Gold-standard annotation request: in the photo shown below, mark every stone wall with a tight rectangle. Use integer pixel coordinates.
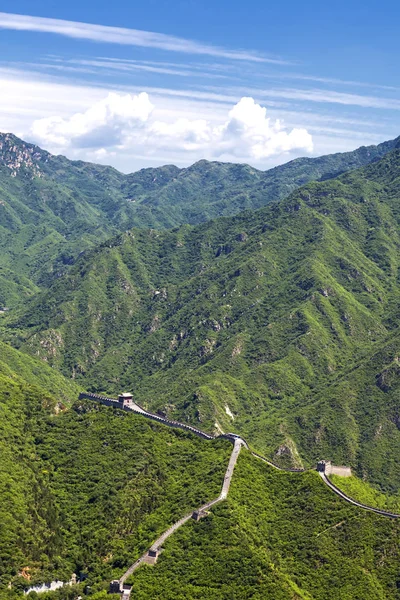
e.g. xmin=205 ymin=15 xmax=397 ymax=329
xmin=329 ymin=465 xmax=352 ymax=477
xmin=317 ymin=460 xmax=351 ymax=477
xmin=79 ymin=392 xmax=215 ymax=440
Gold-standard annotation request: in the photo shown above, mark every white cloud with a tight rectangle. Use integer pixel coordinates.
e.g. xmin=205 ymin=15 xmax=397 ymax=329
xmin=29 ymin=92 xmax=313 ymax=163
xmin=150 ymin=96 xmax=313 ymax=158
xmin=0 ymin=12 xmax=288 ymax=64
xmin=2 ymin=66 xmax=394 ymax=172
xmin=150 ymin=118 xmax=211 ymax=149
xmin=215 ymin=97 xmax=313 ymax=159
xmin=31 ymin=92 xmax=154 ymax=148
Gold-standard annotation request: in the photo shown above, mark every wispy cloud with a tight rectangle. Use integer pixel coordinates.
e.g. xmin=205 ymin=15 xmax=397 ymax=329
xmin=0 ymin=63 xmax=396 ymax=172
xmin=43 ymin=57 xmax=233 ymax=79
xmin=258 ymin=88 xmax=400 ymax=110
xmin=201 ymin=85 xmax=400 ymax=111
xmin=251 ymin=71 xmax=400 ymax=92
xmin=281 ymin=73 xmax=400 ymax=92
xmin=0 ymin=12 xmax=289 ymax=64
xmin=94 ymin=57 xmax=238 ymax=73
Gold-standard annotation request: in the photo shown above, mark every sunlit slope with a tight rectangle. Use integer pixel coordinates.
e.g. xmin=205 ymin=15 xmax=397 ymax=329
xmin=128 ymin=452 xmax=400 ymax=600
xmin=1 ymin=132 xmax=398 ymax=306
xmin=0 ymin=394 xmax=230 ymax=595
xmin=6 ymin=149 xmax=400 ymax=487
xmin=0 ymin=340 xmax=80 ymax=402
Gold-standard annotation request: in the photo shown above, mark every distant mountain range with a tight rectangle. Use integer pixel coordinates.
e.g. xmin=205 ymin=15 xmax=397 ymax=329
xmin=3 ymin=131 xmax=400 ymax=598
xmin=1 ymin=132 xmax=399 ymax=307
xmin=6 ymin=144 xmax=400 ymax=491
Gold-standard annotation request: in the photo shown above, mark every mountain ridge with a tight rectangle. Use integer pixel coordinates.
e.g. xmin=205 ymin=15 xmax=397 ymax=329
xmin=5 ymin=147 xmax=400 ymax=490
xmin=3 ymin=136 xmax=400 ymax=599
xmin=1 ymin=131 xmax=399 ymax=307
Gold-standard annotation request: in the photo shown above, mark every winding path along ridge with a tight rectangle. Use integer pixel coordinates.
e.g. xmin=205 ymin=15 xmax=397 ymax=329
xmin=319 ymin=473 xmax=400 ymax=519
xmin=119 ymin=438 xmax=243 ymax=586
xmin=79 ymin=390 xmax=400 ymax=586
xmin=80 ymin=392 xmax=400 ymax=519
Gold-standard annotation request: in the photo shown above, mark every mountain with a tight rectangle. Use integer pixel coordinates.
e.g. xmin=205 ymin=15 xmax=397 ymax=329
xmin=1 ymin=131 xmax=399 ymax=307
xmin=1 ymin=341 xmax=399 ymax=598
xmin=0 ymin=315 xmax=230 ymax=597
xmin=3 ymin=392 xmax=400 ymax=599
xmin=120 ymin=135 xmax=400 ymax=227
xmin=0 ymin=389 xmax=230 ymax=597
xmin=128 ymin=452 xmax=400 ymax=600
xmin=6 ymin=147 xmax=400 ymax=491
xmin=0 ymin=133 xmax=126 ymax=307
xmin=3 ymin=139 xmax=400 ymax=599
xmin=0 ymin=340 xmax=80 ymax=402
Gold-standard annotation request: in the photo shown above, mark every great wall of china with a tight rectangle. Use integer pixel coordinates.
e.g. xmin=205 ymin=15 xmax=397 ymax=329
xmin=77 ymin=391 xmax=400 ymax=598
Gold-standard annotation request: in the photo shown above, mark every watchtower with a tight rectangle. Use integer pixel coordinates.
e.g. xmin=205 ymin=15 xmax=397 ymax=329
xmin=192 ymin=509 xmax=208 ymax=521
xmin=118 ymin=392 xmax=134 ymax=408
xmin=317 ymin=460 xmax=351 ymax=476
xmin=110 ymin=580 xmax=121 ymax=594
xmin=144 ymin=548 xmax=161 ymax=565
xmin=317 ymin=460 xmax=332 ymax=474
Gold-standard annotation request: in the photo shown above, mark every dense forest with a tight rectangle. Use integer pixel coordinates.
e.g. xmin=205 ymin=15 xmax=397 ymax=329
xmin=119 ymin=454 xmax=400 ymax=599
xmin=4 ymin=147 xmax=400 ymax=489
xmin=2 ymin=134 xmax=400 ymax=598
xmin=1 ymin=132 xmax=398 ymax=307
xmin=0 ymin=373 xmax=230 ymax=597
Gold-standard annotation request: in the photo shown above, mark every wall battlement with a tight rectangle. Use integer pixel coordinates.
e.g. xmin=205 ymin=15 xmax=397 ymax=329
xmin=78 ymin=392 xmax=215 ymax=440
xmin=317 ymin=460 xmax=352 ymax=477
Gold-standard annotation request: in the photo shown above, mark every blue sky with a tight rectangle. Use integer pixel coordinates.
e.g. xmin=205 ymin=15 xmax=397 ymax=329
xmin=0 ymin=0 xmax=399 ymax=172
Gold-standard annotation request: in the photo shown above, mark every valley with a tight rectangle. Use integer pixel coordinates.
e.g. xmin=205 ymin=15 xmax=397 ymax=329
xmin=2 ymin=134 xmax=400 ymax=599
xmin=4 ymin=145 xmax=400 ymax=488
xmin=1 ymin=132 xmax=398 ymax=307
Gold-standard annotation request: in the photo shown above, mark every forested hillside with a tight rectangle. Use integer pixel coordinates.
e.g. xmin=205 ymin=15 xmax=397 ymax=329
xmin=6 ymin=148 xmax=400 ymax=490
xmin=128 ymin=452 xmax=400 ymax=600
xmin=4 ymin=393 xmax=400 ymax=599
xmin=2 ymin=0 xmax=400 ymax=594
xmin=0 ymin=340 xmax=229 ymax=596
xmin=0 ymin=340 xmax=80 ymax=402
xmin=1 ymin=390 xmax=230 ymax=597
xmin=1 ymin=132 xmax=398 ymax=307
xmin=2 ymin=134 xmax=400 ymax=599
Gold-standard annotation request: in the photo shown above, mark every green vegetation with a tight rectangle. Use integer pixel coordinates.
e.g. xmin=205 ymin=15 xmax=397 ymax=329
xmin=2 ymin=132 xmax=400 ymax=597
xmin=0 ymin=134 xmax=126 ymax=307
xmin=128 ymin=452 xmax=400 ymax=599
xmin=7 ymin=148 xmax=400 ymax=490
xmin=1 ymin=132 xmax=398 ymax=306
xmin=0 ymin=341 xmax=80 ymax=403
xmin=0 ymin=388 xmax=230 ymax=597
xmin=330 ymin=474 xmax=400 ymax=513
